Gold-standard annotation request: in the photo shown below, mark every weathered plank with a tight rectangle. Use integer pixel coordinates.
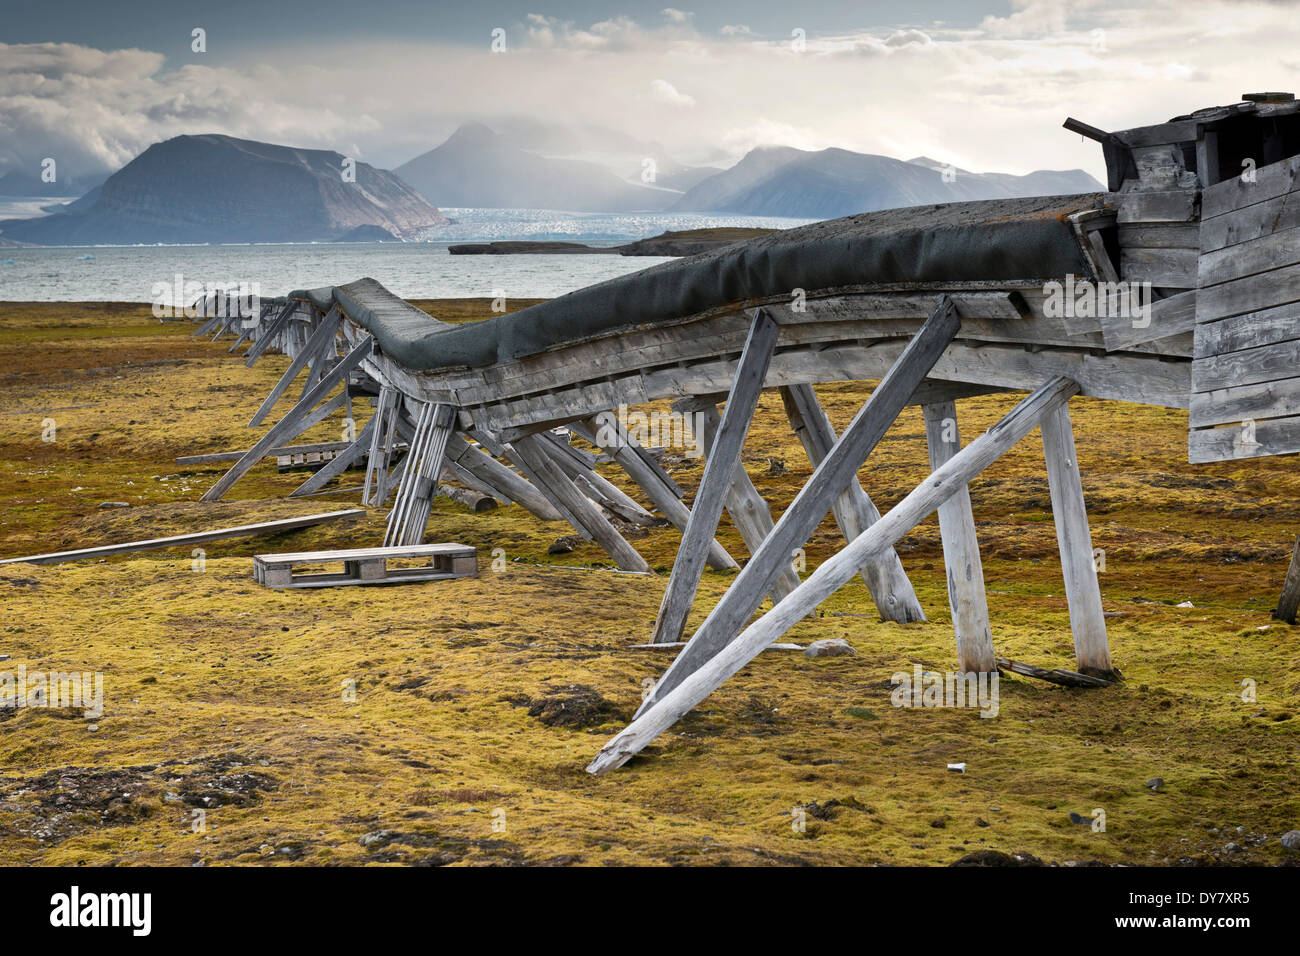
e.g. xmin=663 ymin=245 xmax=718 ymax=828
xmin=1194 ymin=301 xmax=1300 ymax=358
xmin=1201 ymin=151 xmax=1300 ymax=220
xmin=1198 ymin=226 xmax=1300 ymax=287
xmin=1116 ymin=189 xmax=1199 ymax=224
xmin=1189 ymin=373 xmax=1300 ymax=426
xmin=0 ymin=510 xmax=365 ymax=566
xmin=1120 ymin=247 xmax=1198 ymax=287
xmin=650 ymin=309 xmax=780 ymax=644
xmin=1199 ymin=188 xmax=1300 ymax=253
xmin=1194 ymin=260 xmax=1300 ymax=324
xmin=1189 ymin=414 xmax=1300 ymax=462
xmin=923 ymin=401 xmax=996 ymax=672
xmin=1040 ymin=402 xmax=1114 ymax=676
xmin=1193 ymin=338 xmax=1300 ymax=393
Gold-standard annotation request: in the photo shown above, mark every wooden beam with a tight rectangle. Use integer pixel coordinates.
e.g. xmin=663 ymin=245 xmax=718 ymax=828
xmin=650 ymin=309 xmax=780 ymax=644
xmin=0 ymin=510 xmax=365 ymax=566
xmin=923 ymin=401 xmax=996 ymax=673
xmin=363 ymin=386 xmax=397 ymax=506
xmin=200 ymin=337 xmax=373 ymax=501
xmin=996 ymin=657 xmax=1114 ymax=688
xmin=1041 ymin=401 xmax=1114 ymax=677
xmin=780 ymin=383 xmax=925 ymax=624
xmin=589 ymin=376 xmax=1080 ymax=774
xmin=637 ymin=296 xmax=961 ymax=713
xmin=510 ymin=434 xmax=652 ymax=573
xmin=695 ymin=403 xmax=802 ymax=602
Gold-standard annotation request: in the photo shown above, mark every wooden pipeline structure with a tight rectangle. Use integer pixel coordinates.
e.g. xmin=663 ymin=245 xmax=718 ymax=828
xmin=193 ymin=96 xmax=1300 ymax=773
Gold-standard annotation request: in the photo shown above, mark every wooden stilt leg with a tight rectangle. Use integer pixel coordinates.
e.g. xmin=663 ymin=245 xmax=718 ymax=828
xmin=591 ymin=376 xmax=1081 ymax=774
xmin=1041 ymin=402 xmax=1114 ymax=677
xmin=780 ymin=384 xmax=925 ymax=624
xmin=650 ymin=309 xmax=780 ymax=644
xmin=637 ymin=297 xmax=960 ymax=713
xmin=923 ymin=401 xmax=996 ymax=673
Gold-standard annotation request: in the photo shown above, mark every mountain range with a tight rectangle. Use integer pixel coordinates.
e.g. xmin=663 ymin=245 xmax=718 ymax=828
xmin=0 ymin=124 xmax=1102 ymax=245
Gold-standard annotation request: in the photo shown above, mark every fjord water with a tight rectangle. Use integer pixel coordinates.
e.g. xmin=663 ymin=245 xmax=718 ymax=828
xmin=0 ymin=209 xmax=813 ymax=305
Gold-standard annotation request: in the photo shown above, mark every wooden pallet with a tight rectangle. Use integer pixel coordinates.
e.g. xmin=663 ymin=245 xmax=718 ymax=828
xmin=253 ymin=543 xmax=477 ymax=588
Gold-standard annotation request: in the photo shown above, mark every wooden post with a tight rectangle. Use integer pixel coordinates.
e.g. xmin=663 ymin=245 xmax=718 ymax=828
xmin=637 ymin=297 xmax=960 ymax=714
xmin=1041 ymin=402 xmax=1114 ymax=677
xmin=923 ymin=401 xmax=997 ymax=673
xmin=1273 ymin=536 xmax=1300 ymax=624
xmin=590 ymin=376 xmax=1081 ymax=774
xmin=695 ymin=404 xmax=802 ymax=602
xmin=650 ymin=309 xmax=780 ymax=644
xmin=780 ymin=383 xmax=925 ymax=624
xmin=362 ymin=386 xmax=396 ymax=505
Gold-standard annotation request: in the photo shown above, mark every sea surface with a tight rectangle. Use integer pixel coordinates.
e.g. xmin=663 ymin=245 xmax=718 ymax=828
xmin=0 ymin=207 xmax=814 ymax=305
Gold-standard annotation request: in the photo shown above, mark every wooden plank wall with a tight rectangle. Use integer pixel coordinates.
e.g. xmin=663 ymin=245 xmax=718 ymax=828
xmin=1190 ymin=152 xmax=1300 ymax=462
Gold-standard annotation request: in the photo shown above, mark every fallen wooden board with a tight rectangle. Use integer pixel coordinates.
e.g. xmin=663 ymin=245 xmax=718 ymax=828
xmin=176 ymin=441 xmax=353 ymax=466
xmin=0 ymin=510 xmax=366 ymax=566
xmin=995 ymin=657 xmax=1115 ymax=688
xmin=629 ymin=642 xmax=805 ymax=651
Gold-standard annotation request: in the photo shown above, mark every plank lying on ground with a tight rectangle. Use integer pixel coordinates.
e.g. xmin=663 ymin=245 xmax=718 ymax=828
xmin=177 ymin=441 xmax=353 ymax=466
xmin=995 ymin=657 xmax=1115 ymax=688
xmin=0 ymin=510 xmax=366 ymax=566
xmin=629 ymin=642 xmax=805 ymax=652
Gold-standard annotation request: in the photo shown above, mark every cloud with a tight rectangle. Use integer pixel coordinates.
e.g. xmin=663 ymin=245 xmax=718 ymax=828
xmin=650 ymin=79 xmax=695 ymax=107
xmin=3 ymin=1 xmax=1298 ymax=186
xmin=662 ymin=8 xmax=693 ymax=24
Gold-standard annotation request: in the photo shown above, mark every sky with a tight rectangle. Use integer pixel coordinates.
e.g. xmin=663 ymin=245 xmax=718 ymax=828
xmin=1 ymin=0 xmax=1297 ymax=183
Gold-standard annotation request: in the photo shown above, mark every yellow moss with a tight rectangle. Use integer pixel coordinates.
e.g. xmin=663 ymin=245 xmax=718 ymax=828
xmin=0 ymin=301 xmax=1296 ymax=866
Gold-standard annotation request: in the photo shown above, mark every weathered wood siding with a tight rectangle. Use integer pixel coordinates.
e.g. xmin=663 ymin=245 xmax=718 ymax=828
xmin=1190 ymin=153 xmax=1300 ymax=462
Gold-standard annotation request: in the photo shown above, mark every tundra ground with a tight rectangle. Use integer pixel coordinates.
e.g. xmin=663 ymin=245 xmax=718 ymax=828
xmin=0 ymin=299 xmax=1296 ymax=866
